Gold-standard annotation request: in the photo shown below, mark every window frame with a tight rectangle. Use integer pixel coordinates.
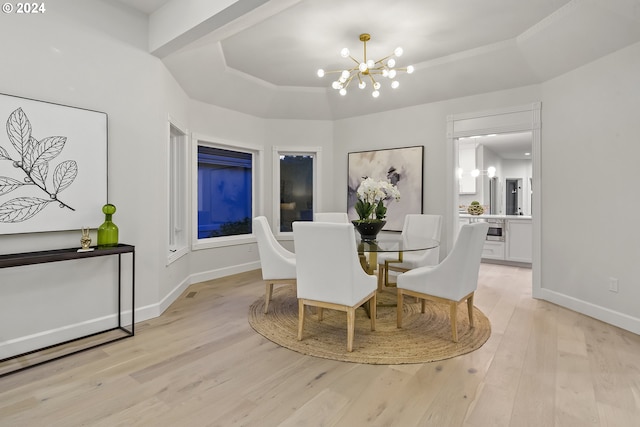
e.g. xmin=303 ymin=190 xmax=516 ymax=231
xmin=192 ymin=133 xmax=263 ymax=250
xmin=272 ymin=146 xmax=322 ymax=239
xmin=167 ymin=117 xmax=189 ymax=265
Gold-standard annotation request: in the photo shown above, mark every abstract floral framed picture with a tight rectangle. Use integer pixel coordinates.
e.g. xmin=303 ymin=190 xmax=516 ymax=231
xmin=0 ymin=93 xmax=107 ymax=234
xmin=347 ymin=146 xmax=424 ymax=232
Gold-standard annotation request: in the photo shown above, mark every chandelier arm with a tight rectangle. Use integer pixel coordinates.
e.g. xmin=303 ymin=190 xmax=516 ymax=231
xmin=375 ymin=54 xmax=394 ymax=64
xmin=348 ymin=56 xmax=360 ymax=65
xmin=344 ymin=73 xmax=356 ymax=89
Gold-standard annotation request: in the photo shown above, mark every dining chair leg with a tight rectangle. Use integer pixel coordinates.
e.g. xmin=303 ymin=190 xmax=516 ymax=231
xmin=384 ymin=261 xmax=390 ymax=287
xmin=370 ymin=293 xmax=377 ymax=331
xmin=450 ymin=302 xmax=458 ymax=342
xmin=318 ymin=307 xmax=324 ymax=321
xmin=297 ymin=299 xmax=305 ymax=341
xmin=347 ymin=307 xmax=355 ymax=352
xmin=421 ymin=298 xmax=426 ymax=313
xmin=397 ymin=289 xmax=404 ymax=328
xmin=377 ymin=265 xmax=385 ymax=291
xmin=467 ymin=293 xmax=475 ymax=328
xmin=264 ymin=282 xmax=274 ymax=314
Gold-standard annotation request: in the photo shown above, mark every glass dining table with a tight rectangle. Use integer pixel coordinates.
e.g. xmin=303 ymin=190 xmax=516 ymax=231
xmin=356 ymin=235 xmax=439 ymax=311
xmin=356 ymin=235 xmax=440 ymax=279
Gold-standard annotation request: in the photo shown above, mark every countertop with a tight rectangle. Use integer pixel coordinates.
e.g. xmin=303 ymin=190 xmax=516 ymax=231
xmin=459 ymin=213 xmax=532 ymax=220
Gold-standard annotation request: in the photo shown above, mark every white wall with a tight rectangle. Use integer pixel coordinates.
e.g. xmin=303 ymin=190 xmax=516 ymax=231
xmin=540 ymin=40 xmax=640 ymax=331
xmin=0 ymin=0 xmax=191 ymax=355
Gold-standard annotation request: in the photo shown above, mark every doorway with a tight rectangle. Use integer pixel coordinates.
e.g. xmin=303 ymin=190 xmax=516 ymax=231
xmin=505 ymin=178 xmax=522 ymax=215
xmin=446 ymin=102 xmax=541 ymax=297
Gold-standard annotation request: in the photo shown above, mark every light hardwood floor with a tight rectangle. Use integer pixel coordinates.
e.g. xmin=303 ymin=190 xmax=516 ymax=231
xmin=1 ymin=263 xmax=640 ymax=426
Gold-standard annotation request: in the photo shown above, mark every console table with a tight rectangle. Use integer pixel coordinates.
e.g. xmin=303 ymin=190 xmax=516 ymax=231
xmin=0 ymin=244 xmax=135 ymax=377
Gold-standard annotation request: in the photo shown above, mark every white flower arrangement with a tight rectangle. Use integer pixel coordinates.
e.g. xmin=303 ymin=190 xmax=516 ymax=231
xmin=354 ymin=177 xmax=400 ymax=222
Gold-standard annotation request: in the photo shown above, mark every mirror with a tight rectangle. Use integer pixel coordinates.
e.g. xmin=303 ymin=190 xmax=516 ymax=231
xmin=457 ymin=131 xmax=532 ymax=216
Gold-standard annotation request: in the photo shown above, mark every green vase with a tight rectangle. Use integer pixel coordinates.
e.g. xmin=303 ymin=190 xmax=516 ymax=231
xmin=97 ymin=204 xmax=119 ymax=247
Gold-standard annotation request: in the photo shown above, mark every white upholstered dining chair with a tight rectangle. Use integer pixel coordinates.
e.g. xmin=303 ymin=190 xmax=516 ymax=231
xmin=293 ymin=221 xmax=377 ymax=352
xmin=253 ymin=216 xmax=296 ymax=314
xmin=314 ymin=212 xmax=350 ymax=223
xmin=377 ymin=214 xmax=442 ymax=289
xmin=396 ymin=222 xmax=489 ymax=342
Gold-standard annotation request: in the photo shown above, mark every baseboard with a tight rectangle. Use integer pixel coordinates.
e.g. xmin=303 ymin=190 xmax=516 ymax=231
xmin=0 ymin=314 xmax=124 ymax=360
xmin=539 ymin=288 xmax=640 ymax=335
xmin=0 ymin=261 xmax=262 ymax=360
xmin=138 ymin=260 xmax=261 ymax=322
xmin=189 ymin=261 xmax=260 ymax=285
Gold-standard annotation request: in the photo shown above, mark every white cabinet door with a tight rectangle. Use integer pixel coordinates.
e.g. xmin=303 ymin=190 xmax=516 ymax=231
xmin=506 ymin=219 xmax=532 ymax=263
xmin=482 ymin=241 xmax=505 ymax=260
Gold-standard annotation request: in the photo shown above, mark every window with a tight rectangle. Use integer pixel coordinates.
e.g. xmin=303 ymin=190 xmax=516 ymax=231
xmin=196 ymin=142 xmax=256 ymax=242
xmin=168 ymin=121 xmax=188 ymax=263
xmin=273 ymin=147 xmax=322 ymax=234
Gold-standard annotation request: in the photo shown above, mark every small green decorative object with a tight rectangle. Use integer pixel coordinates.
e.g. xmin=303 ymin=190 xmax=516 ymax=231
xmin=467 ymin=201 xmax=484 ymax=216
xmin=97 ymin=203 xmax=119 ymax=247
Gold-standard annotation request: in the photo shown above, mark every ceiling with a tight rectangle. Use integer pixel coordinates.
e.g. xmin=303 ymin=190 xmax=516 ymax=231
xmin=459 ymin=132 xmax=532 ymax=160
xmin=115 ymin=0 xmax=640 ymax=120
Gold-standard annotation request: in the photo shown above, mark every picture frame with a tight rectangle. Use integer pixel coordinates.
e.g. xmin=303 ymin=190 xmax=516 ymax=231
xmin=0 ymin=93 xmax=108 ymax=235
xmin=348 ymin=145 xmax=424 ymax=231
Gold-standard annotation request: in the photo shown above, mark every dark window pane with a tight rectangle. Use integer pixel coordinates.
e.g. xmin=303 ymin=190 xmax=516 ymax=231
xmin=280 ymin=155 xmax=313 ymax=232
xmin=198 ymin=146 xmax=252 ymax=239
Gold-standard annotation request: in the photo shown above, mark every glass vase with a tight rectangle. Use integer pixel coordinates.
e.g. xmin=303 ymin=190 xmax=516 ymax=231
xmin=97 ymin=204 xmax=119 ymax=247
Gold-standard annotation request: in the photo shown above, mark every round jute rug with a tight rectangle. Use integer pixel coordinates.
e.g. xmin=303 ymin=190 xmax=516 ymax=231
xmin=248 ymin=286 xmax=491 ymax=365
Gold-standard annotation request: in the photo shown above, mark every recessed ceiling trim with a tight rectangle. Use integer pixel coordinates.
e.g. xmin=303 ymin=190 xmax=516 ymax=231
xmin=150 ymin=0 xmax=272 ymax=57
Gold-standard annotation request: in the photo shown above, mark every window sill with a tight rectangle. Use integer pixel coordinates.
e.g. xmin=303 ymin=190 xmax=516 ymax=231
xmin=192 ymin=235 xmax=255 ymax=250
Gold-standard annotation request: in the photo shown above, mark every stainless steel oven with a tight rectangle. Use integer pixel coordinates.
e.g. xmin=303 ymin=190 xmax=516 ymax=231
xmin=485 ymin=218 xmax=505 ymax=241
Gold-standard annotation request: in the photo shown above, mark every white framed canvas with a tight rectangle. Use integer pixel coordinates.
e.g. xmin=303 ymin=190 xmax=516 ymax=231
xmin=0 ymin=93 xmax=107 ymax=234
xmin=348 ymin=146 xmax=424 ymax=231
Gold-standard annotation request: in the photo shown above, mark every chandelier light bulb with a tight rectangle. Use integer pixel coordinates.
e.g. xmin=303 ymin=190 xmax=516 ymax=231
xmin=457 ymin=168 xmax=464 ymax=179
xmin=487 ymin=166 xmax=496 ymax=178
xmin=471 ymin=169 xmax=480 ymax=178
xmin=317 ymin=34 xmax=412 ymax=98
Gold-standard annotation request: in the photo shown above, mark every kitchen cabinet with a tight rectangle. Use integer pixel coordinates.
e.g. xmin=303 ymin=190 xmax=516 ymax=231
xmin=459 ymin=214 xmax=531 ymax=265
xmin=482 ymin=240 xmax=505 ymax=260
xmin=506 ymin=219 xmax=532 ymax=263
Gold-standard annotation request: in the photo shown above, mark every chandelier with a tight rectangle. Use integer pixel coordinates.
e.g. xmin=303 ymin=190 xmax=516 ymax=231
xmin=316 ymin=33 xmax=414 ymax=98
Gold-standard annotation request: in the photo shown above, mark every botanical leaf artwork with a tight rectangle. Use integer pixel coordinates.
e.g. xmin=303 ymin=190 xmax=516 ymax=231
xmin=0 ymin=107 xmax=77 ymax=223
